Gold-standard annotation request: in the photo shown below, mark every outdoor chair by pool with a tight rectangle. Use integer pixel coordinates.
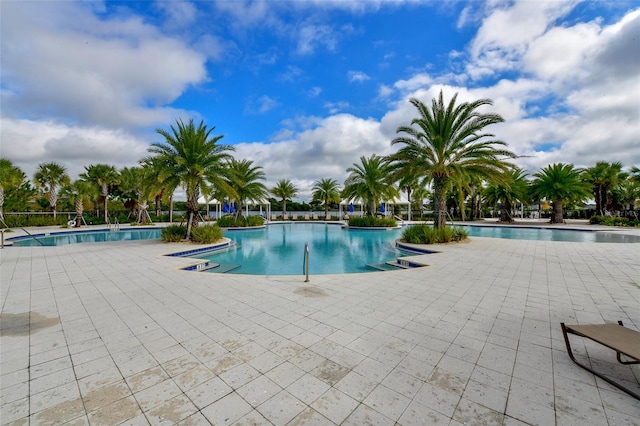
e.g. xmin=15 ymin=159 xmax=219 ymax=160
xmin=304 ymin=214 xmax=310 ymax=220
xmin=271 ymin=214 xmax=277 ymax=221
xmin=561 ymin=322 xmax=640 ymax=399
xmin=313 ymin=214 xmax=319 ymax=220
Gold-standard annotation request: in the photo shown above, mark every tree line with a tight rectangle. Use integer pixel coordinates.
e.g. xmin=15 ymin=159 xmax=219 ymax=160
xmin=1 ymin=90 xmax=639 ymax=239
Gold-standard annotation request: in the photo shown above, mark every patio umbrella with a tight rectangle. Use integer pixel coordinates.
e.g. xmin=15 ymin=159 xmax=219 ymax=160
xmin=380 ymin=202 xmax=385 ymax=213
xmin=230 ymin=202 xmax=235 ymax=213
xmin=349 ymin=202 xmax=354 ymax=213
xmin=223 ymin=200 xmax=229 ymax=213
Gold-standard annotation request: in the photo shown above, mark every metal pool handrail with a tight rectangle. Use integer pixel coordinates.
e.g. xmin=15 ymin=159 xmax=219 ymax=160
xmin=303 ymin=242 xmax=310 ymax=282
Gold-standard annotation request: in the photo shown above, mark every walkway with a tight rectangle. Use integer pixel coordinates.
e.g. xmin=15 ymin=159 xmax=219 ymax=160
xmin=1 ymin=225 xmax=639 ymax=425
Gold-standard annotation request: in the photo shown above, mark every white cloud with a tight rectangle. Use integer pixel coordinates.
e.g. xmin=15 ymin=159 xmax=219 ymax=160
xmin=296 ymin=24 xmax=339 ymax=55
xmin=234 ymin=114 xmax=390 ymax=199
xmin=348 ymin=71 xmax=371 ymax=82
xmin=1 ymin=118 xmax=149 ymax=181
xmin=1 ymin=1 xmax=207 ymax=127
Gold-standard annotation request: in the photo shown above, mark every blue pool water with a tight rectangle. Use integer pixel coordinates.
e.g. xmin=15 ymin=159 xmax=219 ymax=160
xmin=194 ymin=223 xmax=407 ymax=275
xmin=10 ymin=228 xmax=162 ymax=246
xmin=192 ymin=223 xmax=640 ymax=275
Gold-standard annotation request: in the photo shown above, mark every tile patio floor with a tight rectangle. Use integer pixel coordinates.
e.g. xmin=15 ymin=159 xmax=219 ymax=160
xmin=1 ymin=225 xmax=639 ymax=425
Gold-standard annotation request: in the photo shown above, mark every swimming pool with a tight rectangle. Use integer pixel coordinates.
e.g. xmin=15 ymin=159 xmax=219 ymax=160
xmin=193 ymin=223 xmax=410 ymax=275
xmin=9 ymin=228 xmax=163 ymax=246
xmin=191 ymin=223 xmax=640 ymax=275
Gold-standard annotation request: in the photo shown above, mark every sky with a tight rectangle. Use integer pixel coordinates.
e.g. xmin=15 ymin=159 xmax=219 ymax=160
xmin=1 ymin=0 xmax=639 ymax=201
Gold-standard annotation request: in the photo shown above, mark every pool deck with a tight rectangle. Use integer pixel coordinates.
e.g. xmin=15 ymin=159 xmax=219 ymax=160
xmin=1 ymin=221 xmax=639 ymax=425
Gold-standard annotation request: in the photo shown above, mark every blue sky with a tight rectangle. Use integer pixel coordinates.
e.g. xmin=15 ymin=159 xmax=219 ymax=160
xmin=2 ymin=1 xmax=639 ymax=200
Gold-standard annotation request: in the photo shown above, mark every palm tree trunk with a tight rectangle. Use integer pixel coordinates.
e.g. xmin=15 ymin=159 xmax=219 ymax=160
xmin=552 ymin=199 xmax=564 ymax=223
xmin=433 ymin=177 xmax=447 ymax=229
xmin=500 ymin=200 xmax=513 ymax=222
xmin=75 ymin=198 xmax=83 ymax=228
xmin=102 ymin=183 xmax=109 ymax=222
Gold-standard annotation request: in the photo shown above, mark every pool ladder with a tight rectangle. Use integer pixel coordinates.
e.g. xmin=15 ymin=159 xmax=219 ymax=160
xmin=303 ymin=242 xmax=310 ymax=282
xmin=107 ymin=217 xmax=120 ymax=231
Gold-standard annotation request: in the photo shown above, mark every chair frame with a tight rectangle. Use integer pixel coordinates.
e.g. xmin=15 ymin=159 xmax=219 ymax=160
xmin=561 ymin=321 xmax=640 ymax=399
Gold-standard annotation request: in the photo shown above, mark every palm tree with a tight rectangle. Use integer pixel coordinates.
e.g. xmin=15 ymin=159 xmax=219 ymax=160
xmin=119 ymin=166 xmax=155 ymax=224
xmin=483 ymin=168 xmax=529 ymax=222
xmin=342 ymin=154 xmax=398 ymax=216
xmin=80 ymin=164 xmax=120 ymax=222
xmin=0 ymin=158 xmax=26 ymax=222
xmin=223 ymin=159 xmax=267 ymax=219
xmin=311 ymin=178 xmax=341 ymax=218
xmin=146 ymin=118 xmax=235 ymax=239
xmin=391 ymin=90 xmax=517 ymax=228
xmin=62 ymin=179 xmax=97 ymax=228
xmin=271 ymin=179 xmax=299 ymax=218
xmin=613 ymin=178 xmax=640 ymax=214
xmin=33 ymin=162 xmax=70 ymax=219
xmin=530 ymin=163 xmax=591 ymax=224
xmin=583 ymin=161 xmax=623 ymax=215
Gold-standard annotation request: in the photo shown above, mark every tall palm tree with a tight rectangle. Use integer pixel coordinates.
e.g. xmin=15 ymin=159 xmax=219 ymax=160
xmin=483 ymin=168 xmax=529 ymax=223
xmin=391 ymin=90 xmax=517 ymax=228
xmin=530 ymin=163 xmax=591 ymax=224
xmin=311 ymin=178 xmax=341 ymax=218
xmin=146 ymin=118 xmax=235 ymax=239
xmin=342 ymin=154 xmax=398 ymax=216
xmin=223 ymin=159 xmax=267 ymax=219
xmin=62 ymin=179 xmax=97 ymax=228
xmin=80 ymin=164 xmax=120 ymax=222
xmin=0 ymin=158 xmax=26 ymax=222
xmin=271 ymin=179 xmax=299 ymax=218
xmin=583 ymin=161 xmax=623 ymax=215
xmin=33 ymin=162 xmax=70 ymax=219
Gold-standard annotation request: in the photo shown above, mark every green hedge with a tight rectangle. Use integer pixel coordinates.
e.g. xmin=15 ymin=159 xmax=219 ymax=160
xmin=589 ymin=215 xmax=640 ymax=227
xmin=402 ymin=224 xmax=468 ymax=244
xmin=2 ymin=215 xmax=67 ymax=228
xmin=161 ymin=225 xmax=186 ymax=242
xmin=216 ymin=215 xmax=264 ymax=227
xmin=191 ymin=224 xmax=224 ymax=244
xmin=347 ymin=216 xmax=397 ymax=227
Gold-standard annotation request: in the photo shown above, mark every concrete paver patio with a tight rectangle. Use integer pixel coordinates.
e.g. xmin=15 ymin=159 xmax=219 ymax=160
xmin=1 ymin=225 xmax=639 ymax=425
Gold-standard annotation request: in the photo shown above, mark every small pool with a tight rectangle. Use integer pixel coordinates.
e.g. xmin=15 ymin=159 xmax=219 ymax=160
xmin=9 ymin=228 xmax=162 ymax=246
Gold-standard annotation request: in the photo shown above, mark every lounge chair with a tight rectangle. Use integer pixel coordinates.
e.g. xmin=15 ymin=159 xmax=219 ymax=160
xmin=304 ymin=214 xmax=310 ymax=220
xmin=325 ymin=214 xmax=331 ymax=220
xmin=312 ymin=214 xmax=319 ymax=220
xmin=291 ymin=214 xmax=297 ymax=220
xmin=561 ymin=322 xmax=640 ymax=399
xmin=271 ymin=214 xmax=277 ymax=221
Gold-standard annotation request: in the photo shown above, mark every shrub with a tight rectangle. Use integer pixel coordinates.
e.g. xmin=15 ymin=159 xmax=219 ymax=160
xmin=402 ymin=224 xmax=468 ymax=244
xmin=216 ymin=215 xmax=264 ymax=227
xmin=190 ymin=224 xmax=224 ymax=244
xmin=161 ymin=225 xmax=186 ymax=242
xmin=348 ymin=216 xmax=397 ymax=227
xmin=3 ymin=214 xmax=67 ymax=228
xmin=589 ymin=215 xmax=639 ymax=227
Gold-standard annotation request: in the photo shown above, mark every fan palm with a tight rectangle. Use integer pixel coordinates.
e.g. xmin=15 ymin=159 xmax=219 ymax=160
xmin=271 ymin=179 xmax=299 ymax=217
xmin=342 ymin=154 xmax=398 ymax=216
xmin=391 ymin=90 xmax=517 ymax=228
xmin=146 ymin=119 xmax=235 ymax=239
xmin=223 ymin=159 xmax=267 ymax=219
xmin=311 ymin=178 xmax=341 ymax=218
xmin=0 ymin=158 xmax=26 ymax=221
xmin=80 ymin=164 xmax=120 ymax=222
xmin=33 ymin=162 xmax=70 ymax=219
xmin=483 ymin=168 xmax=529 ymax=222
xmin=119 ymin=166 xmax=155 ymax=224
xmin=530 ymin=163 xmax=591 ymax=224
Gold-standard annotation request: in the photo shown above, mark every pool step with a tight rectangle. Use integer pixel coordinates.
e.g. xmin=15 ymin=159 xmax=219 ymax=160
xmin=204 ymin=263 xmax=241 ymax=273
xmin=366 ymin=262 xmax=402 ymax=271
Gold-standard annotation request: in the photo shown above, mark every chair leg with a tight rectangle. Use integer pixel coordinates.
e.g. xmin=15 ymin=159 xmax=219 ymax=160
xmin=560 ymin=323 xmax=640 ymax=400
xmin=615 ymin=321 xmax=640 ymax=365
